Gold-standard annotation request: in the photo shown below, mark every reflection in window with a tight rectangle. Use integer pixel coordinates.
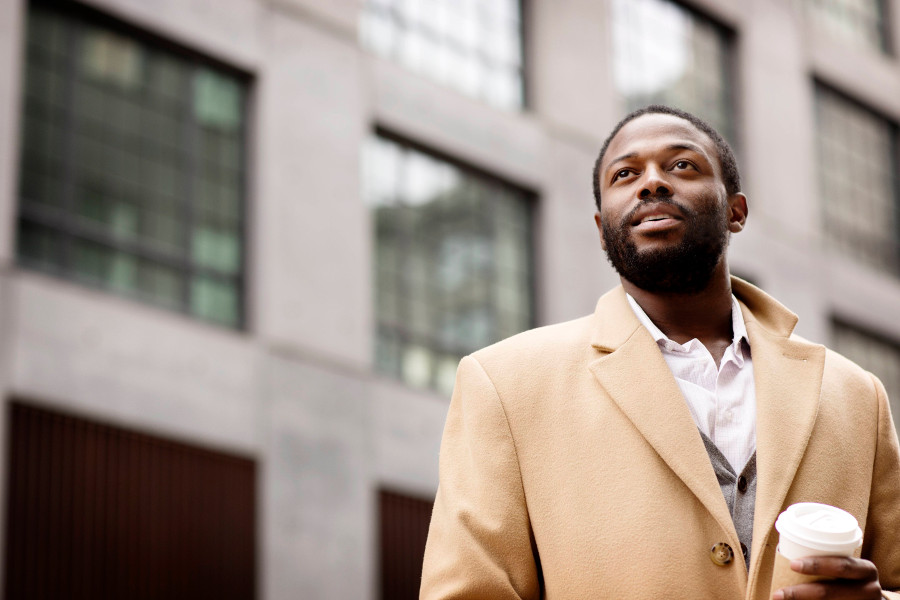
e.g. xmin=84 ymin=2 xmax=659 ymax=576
xmin=611 ymin=0 xmax=735 ymax=143
xmin=359 ymin=0 xmax=524 ymax=110
xmin=17 ymin=3 xmax=246 ymax=327
xmin=805 ymin=0 xmax=889 ymax=54
xmin=832 ymin=322 xmax=900 ymax=432
xmin=364 ymin=135 xmax=533 ymax=396
xmin=815 ymin=85 xmax=898 ymax=275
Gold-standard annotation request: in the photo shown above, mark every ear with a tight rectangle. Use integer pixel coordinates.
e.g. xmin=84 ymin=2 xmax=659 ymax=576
xmin=594 ymin=211 xmax=606 ymax=250
xmin=727 ymin=193 xmax=748 ymax=233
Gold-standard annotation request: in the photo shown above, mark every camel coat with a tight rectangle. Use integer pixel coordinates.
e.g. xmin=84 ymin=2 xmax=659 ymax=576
xmin=420 ymin=278 xmax=900 ymax=600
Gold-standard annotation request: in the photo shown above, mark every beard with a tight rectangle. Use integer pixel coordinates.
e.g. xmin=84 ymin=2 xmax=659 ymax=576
xmin=602 ymin=196 xmax=729 ymax=294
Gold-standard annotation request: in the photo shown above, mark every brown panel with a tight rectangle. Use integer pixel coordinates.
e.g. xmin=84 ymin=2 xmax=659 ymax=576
xmin=4 ymin=402 xmax=256 ymax=600
xmin=379 ymin=489 xmax=435 ymax=600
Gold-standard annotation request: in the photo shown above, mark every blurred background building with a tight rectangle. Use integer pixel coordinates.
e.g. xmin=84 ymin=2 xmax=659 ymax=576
xmin=0 ymin=0 xmax=898 ymax=598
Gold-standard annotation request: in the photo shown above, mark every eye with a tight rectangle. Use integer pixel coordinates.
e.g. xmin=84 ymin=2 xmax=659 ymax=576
xmin=672 ymin=160 xmax=693 ymax=171
xmin=612 ymin=168 xmax=633 ymax=182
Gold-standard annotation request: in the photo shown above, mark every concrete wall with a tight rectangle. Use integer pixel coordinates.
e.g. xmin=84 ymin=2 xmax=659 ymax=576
xmin=0 ymin=0 xmax=898 ymax=598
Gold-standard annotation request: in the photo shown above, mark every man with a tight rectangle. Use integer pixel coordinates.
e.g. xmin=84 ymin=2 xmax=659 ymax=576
xmin=420 ymin=105 xmax=900 ymax=600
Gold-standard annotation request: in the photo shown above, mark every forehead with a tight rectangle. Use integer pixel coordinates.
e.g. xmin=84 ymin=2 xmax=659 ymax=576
xmin=602 ymin=113 xmax=718 ymax=172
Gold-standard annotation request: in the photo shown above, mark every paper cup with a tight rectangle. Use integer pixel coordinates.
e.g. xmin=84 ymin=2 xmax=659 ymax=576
xmin=770 ymin=503 xmax=863 ymax=596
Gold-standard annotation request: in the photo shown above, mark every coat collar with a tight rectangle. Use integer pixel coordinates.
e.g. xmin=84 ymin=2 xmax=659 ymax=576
xmin=587 ymin=276 xmax=800 ymax=351
xmin=587 ymin=277 xmax=825 ymax=587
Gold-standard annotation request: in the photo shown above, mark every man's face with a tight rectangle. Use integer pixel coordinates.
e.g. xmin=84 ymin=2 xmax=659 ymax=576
xmin=595 ymin=113 xmax=745 ymax=294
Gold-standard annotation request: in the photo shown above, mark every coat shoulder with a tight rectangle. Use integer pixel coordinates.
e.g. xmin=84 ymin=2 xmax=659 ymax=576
xmin=792 ymin=332 xmax=887 ymax=410
xmin=468 ymin=314 xmax=595 ymax=382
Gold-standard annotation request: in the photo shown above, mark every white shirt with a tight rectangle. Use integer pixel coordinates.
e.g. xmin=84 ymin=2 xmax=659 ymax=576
xmin=626 ymin=294 xmax=757 ymax=472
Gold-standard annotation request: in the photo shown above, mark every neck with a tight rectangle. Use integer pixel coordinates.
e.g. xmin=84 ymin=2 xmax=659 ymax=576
xmin=623 ymin=261 xmax=734 ymax=348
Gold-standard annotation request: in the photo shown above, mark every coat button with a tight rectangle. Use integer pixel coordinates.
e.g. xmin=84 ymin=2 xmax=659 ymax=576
xmin=737 ymin=476 xmax=748 ymax=493
xmin=710 ymin=542 xmax=734 ymax=566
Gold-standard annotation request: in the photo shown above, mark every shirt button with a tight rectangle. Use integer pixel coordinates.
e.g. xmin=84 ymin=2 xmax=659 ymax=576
xmin=710 ymin=542 xmax=734 ymax=566
xmin=738 ymin=476 xmax=748 ymax=493
xmin=741 ymin=543 xmax=749 ymax=561
xmin=722 ymin=409 xmax=734 ymax=423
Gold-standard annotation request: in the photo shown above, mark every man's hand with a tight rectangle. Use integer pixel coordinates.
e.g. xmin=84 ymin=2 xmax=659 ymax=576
xmin=772 ymin=556 xmax=882 ymax=599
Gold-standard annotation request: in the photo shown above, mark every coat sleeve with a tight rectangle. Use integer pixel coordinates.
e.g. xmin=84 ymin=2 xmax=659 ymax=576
xmin=420 ymin=355 xmax=541 ymax=600
xmin=860 ymin=375 xmax=900 ymax=599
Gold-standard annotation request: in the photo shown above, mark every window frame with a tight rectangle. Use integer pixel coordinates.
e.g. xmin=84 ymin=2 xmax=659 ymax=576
xmin=609 ymin=0 xmax=740 ymax=148
xmin=359 ymin=0 xmax=528 ymax=111
xmin=367 ymin=127 xmax=538 ymax=395
xmin=16 ymin=0 xmax=253 ymax=329
xmin=812 ymin=80 xmax=900 ymax=276
xmin=805 ymin=0 xmax=893 ymax=55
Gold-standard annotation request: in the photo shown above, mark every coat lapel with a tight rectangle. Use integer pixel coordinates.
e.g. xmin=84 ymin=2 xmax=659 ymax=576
xmin=587 ymin=287 xmax=740 ymax=544
xmin=585 ymin=279 xmax=827 ymax=580
xmin=736 ymin=282 xmax=826 ymax=576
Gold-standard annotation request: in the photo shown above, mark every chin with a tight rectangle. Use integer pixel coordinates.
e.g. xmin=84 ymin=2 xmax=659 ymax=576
xmin=630 ymin=233 xmax=684 ymax=251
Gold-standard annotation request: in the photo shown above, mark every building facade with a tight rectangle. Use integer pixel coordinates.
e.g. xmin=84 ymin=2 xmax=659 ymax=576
xmin=0 ymin=0 xmax=898 ymax=598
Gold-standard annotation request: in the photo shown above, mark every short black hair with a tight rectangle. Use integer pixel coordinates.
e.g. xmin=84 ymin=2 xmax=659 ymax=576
xmin=592 ymin=105 xmax=741 ymax=210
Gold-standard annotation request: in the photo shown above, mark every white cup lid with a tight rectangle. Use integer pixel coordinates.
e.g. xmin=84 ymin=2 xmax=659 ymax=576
xmin=775 ymin=503 xmax=862 ymax=554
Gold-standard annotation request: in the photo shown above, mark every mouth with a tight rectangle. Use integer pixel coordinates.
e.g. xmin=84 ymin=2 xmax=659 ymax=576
xmin=633 ymin=217 xmax=682 ymax=234
xmin=629 ymin=202 xmax=685 ymax=232
xmin=639 ymin=214 xmax=680 ymax=224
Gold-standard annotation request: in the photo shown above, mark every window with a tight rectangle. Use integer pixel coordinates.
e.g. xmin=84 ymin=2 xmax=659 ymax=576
xmin=805 ymin=0 xmax=889 ymax=54
xmin=17 ymin=2 xmax=247 ymax=327
xmin=610 ymin=0 xmax=736 ymax=144
xmin=814 ymin=84 xmax=899 ymax=274
xmin=5 ymin=402 xmax=256 ymax=599
xmin=379 ymin=490 xmax=434 ymax=600
xmin=363 ymin=134 xmax=534 ymax=396
xmin=832 ymin=322 xmax=900 ymax=432
xmin=359 ymin=0 xmax=525 ymax=110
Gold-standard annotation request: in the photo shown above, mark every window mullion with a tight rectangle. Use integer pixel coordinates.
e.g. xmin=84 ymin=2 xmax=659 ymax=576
xmin=180 ymin=63 xmax=198 ymax=317
xmin=58 ymin=16 xmax=80 ymax=274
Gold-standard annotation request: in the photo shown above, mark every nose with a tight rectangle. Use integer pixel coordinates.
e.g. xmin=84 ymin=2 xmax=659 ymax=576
xmin=638 ymin=165 xmax=671 ymax=199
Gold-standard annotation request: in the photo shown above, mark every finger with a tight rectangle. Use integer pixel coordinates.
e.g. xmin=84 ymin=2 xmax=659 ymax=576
xmin=774 ymin=580 xmax=883 ymax=600
xmin=790 ymin=557 xmax=878 ymax=581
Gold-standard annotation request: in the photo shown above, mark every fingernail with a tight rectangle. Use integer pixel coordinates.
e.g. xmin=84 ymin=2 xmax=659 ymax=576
xmin=772 ymin=591 xmax=784 ymax=600
xmin=790 ymin=559 xmax=804 ymax=571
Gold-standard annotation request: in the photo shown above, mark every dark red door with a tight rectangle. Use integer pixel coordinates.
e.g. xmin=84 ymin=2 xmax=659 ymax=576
xmin=5 ymin=402 xmax=256 ymax=600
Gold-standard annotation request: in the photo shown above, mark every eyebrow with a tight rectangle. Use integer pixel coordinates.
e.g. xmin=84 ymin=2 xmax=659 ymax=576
xmin=667 ymin=142 xmax=705 ymax=156
xmin=605 ymin=143 xmax=708 ymax=174
xmin=606 ymin=152 xmax=637 ymax=169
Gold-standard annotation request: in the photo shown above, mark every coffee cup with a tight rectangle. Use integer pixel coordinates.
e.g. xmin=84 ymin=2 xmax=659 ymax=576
xmin=770 ymin=502 xmax=863 ymax=596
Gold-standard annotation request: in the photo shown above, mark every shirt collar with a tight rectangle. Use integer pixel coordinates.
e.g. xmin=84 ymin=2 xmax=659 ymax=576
xmin=626 ymin=293 xmax=750 ymax=364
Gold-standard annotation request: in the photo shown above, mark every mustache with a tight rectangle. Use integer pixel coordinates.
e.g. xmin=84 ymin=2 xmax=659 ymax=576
xmin=621 ymin=195 xmax=694 ymax=226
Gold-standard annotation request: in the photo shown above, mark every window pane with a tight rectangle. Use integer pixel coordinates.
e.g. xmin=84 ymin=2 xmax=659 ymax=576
xmin=191 ymin=225 xmax=241 ymax=274
xmin=815 ymin=85 xmax=899 ymax=274
xmin=805 ymin=0 xmax=888 ymax=54
xmin=191 ymin=274 xmax=239 ymax=326
xmin=364 ymin=135 xmax=533 ymax=396
xmin=72 ymin=238 xmax=137 ymax=292
xmin=17 ymin=3 xmax=246 ymax=328
xmin=139 ymin=260 xmax=184 ymax=308
xmin=359 ymin=0 xmax=525 ymax=110
xmin=194 ymin=68 xmax=243 ymax=132
xmin=611 ymin=0 xmax=736 ymax=144
xmin=80 ymin=26 xmax=143 ymax=90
